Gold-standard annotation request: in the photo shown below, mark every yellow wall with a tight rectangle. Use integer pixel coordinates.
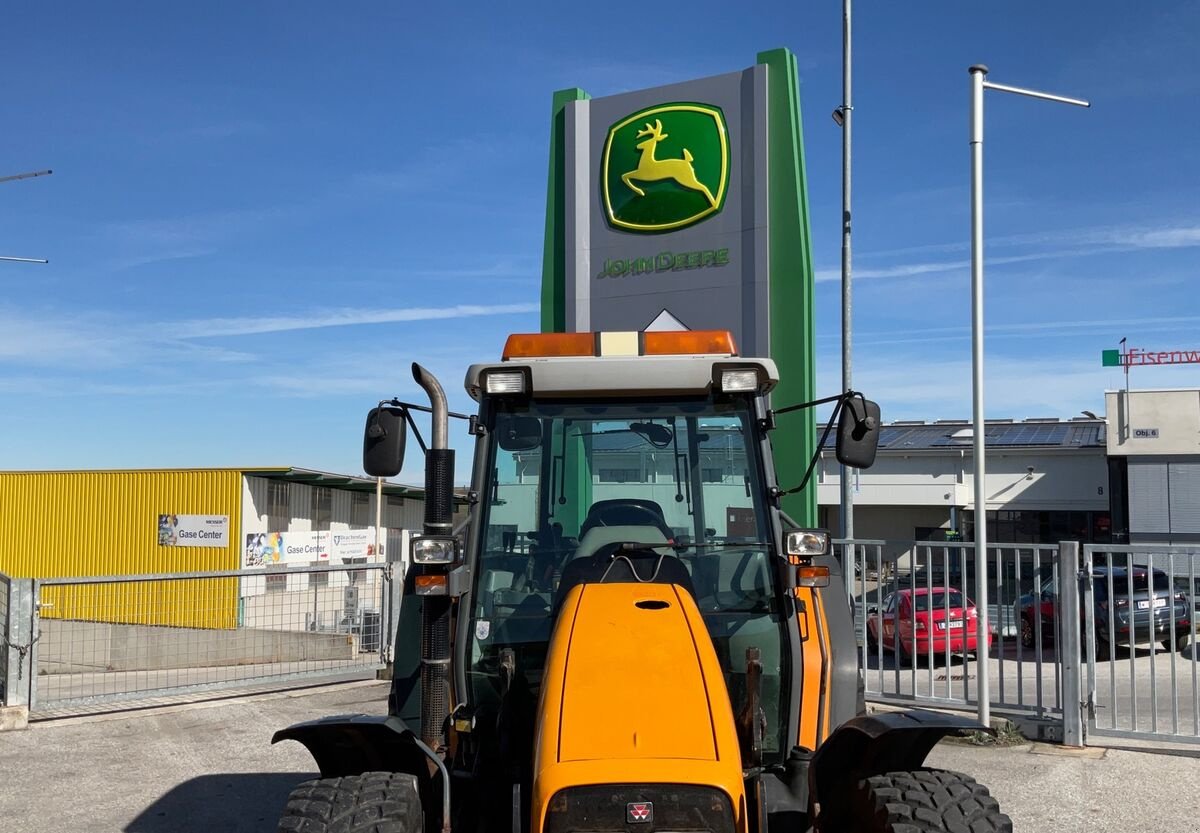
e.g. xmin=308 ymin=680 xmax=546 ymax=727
xmin=0 ymin=470 xmax=243 ymax=628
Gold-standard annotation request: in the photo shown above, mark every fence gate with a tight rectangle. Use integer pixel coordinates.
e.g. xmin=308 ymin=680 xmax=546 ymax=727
xmin=1083 ymin=544 xmax=1200 ymax=743
xmin=843 ymin=538 xmax=1073 ymax=736
xmin=31 ymin=563 xmax=395 ymax=713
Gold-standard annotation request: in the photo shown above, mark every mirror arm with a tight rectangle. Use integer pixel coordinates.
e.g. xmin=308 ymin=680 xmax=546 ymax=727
xmin=383 ymin=398 xmax=471 ymax=422
xmin=776 ymin=399 xmax=844 ymax=497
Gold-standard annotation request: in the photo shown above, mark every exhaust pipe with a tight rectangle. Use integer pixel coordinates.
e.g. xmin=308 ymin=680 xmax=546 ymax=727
xmin=412 ymin=363 xmax=454 ymax=751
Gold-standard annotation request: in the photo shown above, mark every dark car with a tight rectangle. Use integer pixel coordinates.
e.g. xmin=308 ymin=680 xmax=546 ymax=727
xmin=1017 ymin=566 xmax=1193 ymax=654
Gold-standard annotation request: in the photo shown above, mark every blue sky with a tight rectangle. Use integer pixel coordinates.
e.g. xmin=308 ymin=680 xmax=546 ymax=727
xmin=2 ymin=2 xmax=1198 ymax=485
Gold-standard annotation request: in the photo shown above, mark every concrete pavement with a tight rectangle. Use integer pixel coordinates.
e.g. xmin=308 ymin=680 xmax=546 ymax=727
xmin=0 ymin=681 xmax=1196 ymax=832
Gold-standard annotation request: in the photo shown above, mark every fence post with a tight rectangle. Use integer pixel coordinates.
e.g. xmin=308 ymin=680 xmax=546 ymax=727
xmin=1059 ymin=541 xmax=1084 ymax=747
xmin=1 ymin=580 xmax=36 ymax=727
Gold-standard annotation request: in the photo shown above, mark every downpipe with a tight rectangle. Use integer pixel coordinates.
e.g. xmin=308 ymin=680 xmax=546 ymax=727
xmin=412 ymin=363 xmax=454 ymax=754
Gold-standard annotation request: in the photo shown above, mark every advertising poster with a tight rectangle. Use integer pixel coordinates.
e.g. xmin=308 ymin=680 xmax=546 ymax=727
xmin=158 ymin=514 xmax=230 ymax=548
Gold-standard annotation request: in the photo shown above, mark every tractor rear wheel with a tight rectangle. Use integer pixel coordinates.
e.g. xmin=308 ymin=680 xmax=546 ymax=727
xmin=851 ymin=768 xmax=1012 ymax=832
xmin=277 ymin=772 xmax=423 ymax=833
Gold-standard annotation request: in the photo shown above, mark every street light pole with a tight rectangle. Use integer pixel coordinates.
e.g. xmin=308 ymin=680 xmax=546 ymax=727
xmin=2 ymin=168 xmax=53 ymax=265
xmin=968 ymin=64 xmax=1089 ymax=728
xmin=839 ymin=0 xmax=855 ymax=596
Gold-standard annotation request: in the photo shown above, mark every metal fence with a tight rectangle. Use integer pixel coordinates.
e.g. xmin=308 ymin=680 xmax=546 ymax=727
xmin=27 ymin=562 xmax=396 ymax=711
xmin=841 ymin=539 xmax=1068 ymax=729
xmin=1083 ymin=544 xmax=1200 ymax=744
xmin=0 ymin=571 xmax=9 ymax=705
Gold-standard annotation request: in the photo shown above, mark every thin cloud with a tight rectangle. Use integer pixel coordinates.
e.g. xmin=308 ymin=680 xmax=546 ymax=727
xmin=815 ymin=222 xmax=1200 ymax=283
xmin=169 ymin=302 xmax=541 ymax=338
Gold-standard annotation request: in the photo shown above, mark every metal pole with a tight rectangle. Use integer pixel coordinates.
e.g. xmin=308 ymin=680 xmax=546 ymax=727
xmin=839 ymin=0 xmax=855 ymax=598
xmin=374 ymin=476 xmax=384 ymax=559
xmin=968 ymin=64 xmax=1089 ymax=728
xmin=969 ymin=64 xmax=990 ymax=728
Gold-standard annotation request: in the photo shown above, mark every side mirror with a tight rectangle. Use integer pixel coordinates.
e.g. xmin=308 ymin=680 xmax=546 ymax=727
xmin=363 ymin=406 xmax=407 ymax=477
xmin=497 ymin=416 xmax=542 ymax=451
xmin=867 ymin=606 xmax=879 ymax=616
xmin=836 ymin=397 xmax=881 ymax=469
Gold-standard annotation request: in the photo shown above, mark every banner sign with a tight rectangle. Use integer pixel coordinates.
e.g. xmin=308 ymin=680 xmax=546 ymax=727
xmin=244 ymin=530 xmax=386 ymax=567
xmin=1103 ymin=347 xmax=1200 ymax=367
xmin=158 ymin=514 xmax=229 ymax=548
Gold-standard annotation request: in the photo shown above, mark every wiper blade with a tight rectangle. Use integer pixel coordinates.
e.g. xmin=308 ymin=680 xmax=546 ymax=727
xmin=616 ymin=541 xmax=772 ymax=552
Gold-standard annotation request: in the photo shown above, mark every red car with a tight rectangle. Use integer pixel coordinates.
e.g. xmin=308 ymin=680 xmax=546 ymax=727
xmin=866 ymin=587 xmax=992 ymax=664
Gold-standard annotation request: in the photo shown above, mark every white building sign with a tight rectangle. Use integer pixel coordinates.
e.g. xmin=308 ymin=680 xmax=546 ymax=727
xmin=158 ymin=514 xmax=230 ymax=548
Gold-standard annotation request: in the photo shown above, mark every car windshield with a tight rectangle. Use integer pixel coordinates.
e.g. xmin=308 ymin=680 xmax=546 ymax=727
xmin=466 ymin=393 xmax=788 ymax=760
xmin=912 ymin=591 xmax=966 ymax=611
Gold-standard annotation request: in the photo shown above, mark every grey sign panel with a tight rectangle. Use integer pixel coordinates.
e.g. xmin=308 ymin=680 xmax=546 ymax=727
xmin=562 ymin=66 xmax=770 ymax=357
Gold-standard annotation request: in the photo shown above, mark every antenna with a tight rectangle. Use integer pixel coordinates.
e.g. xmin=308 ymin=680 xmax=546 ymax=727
xmin=1 ymin=168 xmax=52 ymax=264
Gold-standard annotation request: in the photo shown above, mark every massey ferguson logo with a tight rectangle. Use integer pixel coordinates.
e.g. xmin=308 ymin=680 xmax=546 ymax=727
xmin=626 ymin=801 xmax=653 ymax=823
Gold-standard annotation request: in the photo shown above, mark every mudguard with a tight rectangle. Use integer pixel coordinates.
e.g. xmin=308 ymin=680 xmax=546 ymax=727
xmin=808 ymin=709 xmax=991 ymax=830
xmin=272 ymin=713 xmax=429 ymax=779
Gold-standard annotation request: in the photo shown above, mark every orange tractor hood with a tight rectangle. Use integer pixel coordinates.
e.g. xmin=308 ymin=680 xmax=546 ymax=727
xmin=531 ymin=582 xmax=746 ymax=828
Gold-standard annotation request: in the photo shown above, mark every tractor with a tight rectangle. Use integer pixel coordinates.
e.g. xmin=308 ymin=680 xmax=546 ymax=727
xmin=273 ymin=329 xmax=1011 ymax=832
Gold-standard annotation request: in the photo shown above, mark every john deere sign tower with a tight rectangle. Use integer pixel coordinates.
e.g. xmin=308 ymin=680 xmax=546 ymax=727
xmin=541 ymin=49 xmax=818 ymax=524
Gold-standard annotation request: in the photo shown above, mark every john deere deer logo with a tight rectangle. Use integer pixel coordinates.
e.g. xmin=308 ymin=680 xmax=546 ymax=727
xmin=622 ymin=119 xmax=718 ymax=208
xmin=602 ymin=103 xmax=729 ymax=233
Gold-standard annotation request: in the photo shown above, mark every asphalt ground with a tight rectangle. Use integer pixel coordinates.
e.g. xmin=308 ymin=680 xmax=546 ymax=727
xmin=1 ymin=680 xmax=1197 ymax=832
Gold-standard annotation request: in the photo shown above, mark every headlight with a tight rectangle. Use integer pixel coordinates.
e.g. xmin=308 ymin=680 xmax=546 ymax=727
xmin=719 ymin=368 xmax=760 ymax=392
xmin=411 ymin=535 xmax=456 ymax=565
xmin=484 ymin=370 xmax=527 ymax=395
xmin=786 ymin=529 xmax=830 ymax=557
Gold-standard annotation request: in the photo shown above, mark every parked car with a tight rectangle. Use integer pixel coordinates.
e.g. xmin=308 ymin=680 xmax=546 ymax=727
xmin=866 ymin=587 xmax=992 ymax=664
xmin=1016 ymin=566 xmax=1193 ymax=654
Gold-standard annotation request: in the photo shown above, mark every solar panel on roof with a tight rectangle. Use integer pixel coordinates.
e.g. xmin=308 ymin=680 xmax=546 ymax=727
xmin=988 ymin=424 xmax=1070 ymax=446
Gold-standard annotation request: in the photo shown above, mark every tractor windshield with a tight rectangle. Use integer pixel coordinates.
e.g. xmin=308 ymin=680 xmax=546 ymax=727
xmin=466 ymin=394 xmax=790 ymax=760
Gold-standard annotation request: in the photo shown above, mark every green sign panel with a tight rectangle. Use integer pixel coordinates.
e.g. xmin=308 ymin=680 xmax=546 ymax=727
xmin=1102 ymin=349 xmax=1122 ymax=367
xmin=601 ymin=103 xmax=729 ymax=233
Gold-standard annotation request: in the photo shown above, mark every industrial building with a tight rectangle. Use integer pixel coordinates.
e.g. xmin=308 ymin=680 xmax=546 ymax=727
xmin=816 ymin=417 xmax=1111 ymax=547
xmin=0 ymin=467 xmax=448 ymax=628
xmin=1105 ymin=387 xmax=1200 ymax=545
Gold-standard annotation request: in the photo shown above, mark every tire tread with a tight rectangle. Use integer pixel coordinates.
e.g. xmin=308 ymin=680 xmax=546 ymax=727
xmin=277 ymin=772 xmax=422 ymax=833
xmin=853 ymin=768 xmax=1012 ymax=832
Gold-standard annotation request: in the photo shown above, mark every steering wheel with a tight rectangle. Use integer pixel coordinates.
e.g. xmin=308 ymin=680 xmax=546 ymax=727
xmin=593 ymin=503 xmax=664 ymax=528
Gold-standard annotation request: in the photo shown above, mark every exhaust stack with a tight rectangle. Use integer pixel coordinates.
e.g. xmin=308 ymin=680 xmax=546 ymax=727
xmin=412 ymin=362 xmax=454 ymax=750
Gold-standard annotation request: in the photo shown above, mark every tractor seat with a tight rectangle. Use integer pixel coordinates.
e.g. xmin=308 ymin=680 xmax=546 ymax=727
xmin=578 ymin=498 xmax=674 ymax=540
xmin=554 ymin=526 xmax=696 ymax=615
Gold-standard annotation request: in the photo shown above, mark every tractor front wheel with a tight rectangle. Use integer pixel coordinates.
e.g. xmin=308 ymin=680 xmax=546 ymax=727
xmin=851 ymin=769 xmax=1012 ymax=832
xmin=277 ymin=772 xmax=423 ymax=833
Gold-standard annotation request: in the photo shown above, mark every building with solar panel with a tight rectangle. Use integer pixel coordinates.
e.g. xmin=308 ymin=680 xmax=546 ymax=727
xmin=816 ymin=416 xmax=1111 ymax=548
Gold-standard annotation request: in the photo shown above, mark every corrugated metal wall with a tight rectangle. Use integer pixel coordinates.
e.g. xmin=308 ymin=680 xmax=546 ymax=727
xmin=0 ymin=470 xmax=242 ymax=628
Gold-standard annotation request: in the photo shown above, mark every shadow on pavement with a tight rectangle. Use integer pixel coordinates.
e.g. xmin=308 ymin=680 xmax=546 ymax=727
xmin=127 ymin=772 xmax=316 ymax=833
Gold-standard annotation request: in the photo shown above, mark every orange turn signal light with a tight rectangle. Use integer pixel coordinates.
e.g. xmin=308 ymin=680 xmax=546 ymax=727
xmin=642 ymin=330 xmax=738 ymax=356
xmin=796 ymin=565 xmax=831 ymax=588
xmin=503 ymin=332 xmax=596 ymax=359
xmin=415 ymin=574 xmax=448 ymax=596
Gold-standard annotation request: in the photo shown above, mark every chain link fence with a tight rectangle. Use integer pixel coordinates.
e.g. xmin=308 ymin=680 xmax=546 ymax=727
xmin=31 ymin=563 xmax=396 ymax=711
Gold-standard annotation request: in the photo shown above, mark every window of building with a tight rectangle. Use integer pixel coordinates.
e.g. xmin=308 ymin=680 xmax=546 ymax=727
xmin=701 ymin=467 xmax=726 ymax=483
xmin=598 ymin=468 xmax=641 ymax=483
xmin=265 ymin=572 xmax=288 ymax=593
xmin=311 ymin=487 xmax=332 ymax=530
xmin=267 ymin=481 xmax=290 ymax=532
xmin=351 ymin=492 xmax=370 ymax=527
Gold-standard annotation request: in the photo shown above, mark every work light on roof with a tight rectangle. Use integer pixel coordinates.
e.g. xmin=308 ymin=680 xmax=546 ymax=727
xmin=483 ymin=370 xmax=527 ymax=395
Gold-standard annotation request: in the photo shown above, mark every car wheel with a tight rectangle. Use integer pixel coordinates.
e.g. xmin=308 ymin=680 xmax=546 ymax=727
xmin=1168 ymin=632 xmax=1191 ymax=652
xmin=848 ymin=769 xmax=1012 ymax=833
xmin=1020 ymin=615 xmax=1035 ymax=649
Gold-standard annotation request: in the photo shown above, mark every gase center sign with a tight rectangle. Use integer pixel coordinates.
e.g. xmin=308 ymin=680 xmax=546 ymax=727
xmin=601 ymin=102 xmax=729 ymax=232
